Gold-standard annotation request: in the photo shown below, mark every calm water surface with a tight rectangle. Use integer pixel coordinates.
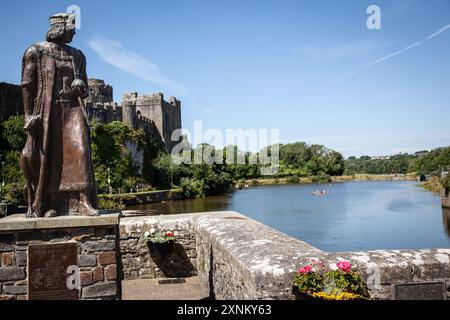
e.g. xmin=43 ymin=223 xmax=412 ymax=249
xmin=128 ymin=181 xmax=450 ymax=252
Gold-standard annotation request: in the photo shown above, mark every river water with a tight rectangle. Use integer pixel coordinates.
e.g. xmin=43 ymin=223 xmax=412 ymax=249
xmin=127 ymin=181 xmax=450 ymax=252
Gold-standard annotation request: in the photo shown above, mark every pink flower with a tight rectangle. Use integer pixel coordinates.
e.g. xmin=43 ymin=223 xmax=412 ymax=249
xmin=336 ymin=261 xmax=352 ymax=273
xmin=298 ymin=265 xmax=313 ymax=274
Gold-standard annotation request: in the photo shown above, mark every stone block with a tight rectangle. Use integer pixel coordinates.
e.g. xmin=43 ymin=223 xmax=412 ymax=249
xmin=0 ymin=267 xmax=25 ymax=281
xmin=15 ymin=251 xmax=27 ymax=266
xmin=1 ymin=253 xmax=14 ymax=267
xmin=92 ymin=266 xmax=103 ymax=283
xmin=0 ymin=234 xmax=14 ymax=252
xmin=16 ymin=230 xmax=44 ymax=242
xmin=105 ymin=264 xmax=117 ymax=281
xmin=82 ymin=282 xmax=116 ymax=299
xmin=0 ymin=294 xmax=15 ymax=300
xmin=83 ymin=240 xmax=115 ymax=253
xmin=47 ymin=230 xmax=71 ymax=241
xmin=0 ymin=243 xmax=14 ymax=252
xmin=3 ymin=285 xmax=27 ymax=295
xmin=79 ymin=254 xmax=97 ymax=267
xmin=98 ymin=251 xmax=116 ymax=266
xmin=94 ymin=228 xmax=106 ymax=238
xmin=71 ymin=227 xmax=95 ymax=238
xmin=15 ymin=279 xmax=27 ymax=286
xmin=80 ymin=271 xmax=93 ymax=286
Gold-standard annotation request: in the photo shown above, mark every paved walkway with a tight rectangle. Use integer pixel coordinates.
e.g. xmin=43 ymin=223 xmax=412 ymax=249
xmin=121 ymin=276 xmax=210 ymax=300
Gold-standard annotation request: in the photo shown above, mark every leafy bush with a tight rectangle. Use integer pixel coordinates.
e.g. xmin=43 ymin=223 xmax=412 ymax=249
xmin=96 ymin=195 xmax=125 ymax=210
xmin=287 ymin=175 xmax=300 ymax=183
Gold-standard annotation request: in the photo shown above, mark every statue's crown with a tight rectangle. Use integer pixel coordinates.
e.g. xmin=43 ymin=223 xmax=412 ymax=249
xmin=49 ymin=13 xmax=76 ymax=28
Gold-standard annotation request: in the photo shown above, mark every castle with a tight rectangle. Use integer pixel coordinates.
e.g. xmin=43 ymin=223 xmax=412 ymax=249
xmin=78 ymin=79 xmax=182 ymax=152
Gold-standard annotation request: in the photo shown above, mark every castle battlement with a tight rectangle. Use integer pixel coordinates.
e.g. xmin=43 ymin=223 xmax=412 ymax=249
xmin=88 ymin=79 xmax=181 ymax=152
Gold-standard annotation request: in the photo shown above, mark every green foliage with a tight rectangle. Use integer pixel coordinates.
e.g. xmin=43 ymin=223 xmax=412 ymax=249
xmin=408 ymin=147 xmax=450 ymax=175
xmin=344 ymin=153 xmax=415 ymax=175
xmin=293 ymin=272 xmax=324 ymax=293
xmin=325 ymin=270 xmax=369 ymax=297
xmin=0 ymin=115 xmax=26 ymax=153
xmin=90 ymin=120 xmax=163 ymax=194
xmin=275 ymin=142 xmax=345 ymax=177
xmin=96 ymin=195 xmax=125 ymax=210
xmin=180 ymin=178 xmax=205 ymax=198
xmin=0 ymin=116 xmax=26 ymax=205
xmin=287 ymin=175 xmax=300 ymax=183
xmin=311 ymin=173 xmax=330 ymax=183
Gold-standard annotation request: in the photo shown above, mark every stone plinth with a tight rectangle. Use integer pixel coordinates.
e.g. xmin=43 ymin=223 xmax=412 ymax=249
xmin=0 ymin=213 xmax=121 ymax=300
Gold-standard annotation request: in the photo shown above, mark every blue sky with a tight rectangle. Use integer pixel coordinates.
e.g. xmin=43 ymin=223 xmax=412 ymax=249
xmin=1 ymin=0 xmax=449 ymax=157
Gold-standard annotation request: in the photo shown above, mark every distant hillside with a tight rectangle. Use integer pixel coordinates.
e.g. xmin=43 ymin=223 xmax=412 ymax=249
xmin=344 ymin=147 xmax=450 ymax=175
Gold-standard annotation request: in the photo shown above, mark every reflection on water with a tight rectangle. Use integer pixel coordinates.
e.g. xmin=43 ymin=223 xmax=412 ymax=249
xmin=127 ymin=196 xmax=231 ymax=215
xmin=127 ymin=181 xmax=450 ymax=252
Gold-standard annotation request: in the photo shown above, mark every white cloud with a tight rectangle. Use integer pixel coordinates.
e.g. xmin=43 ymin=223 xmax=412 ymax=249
xmin=88 ymin=36 xmax=189 ymax=96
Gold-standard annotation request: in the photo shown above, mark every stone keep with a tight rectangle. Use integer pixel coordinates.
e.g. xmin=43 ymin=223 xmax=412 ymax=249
xmin=122 ymin=92 xmax=182 ymax=152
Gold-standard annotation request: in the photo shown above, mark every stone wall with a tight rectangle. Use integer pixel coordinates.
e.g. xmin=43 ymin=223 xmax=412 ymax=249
xmin=194 ymin=212 xmax=450 ymax=300
xmin=119 ymin=214 xmax=197 ymax=280
xmin=0 ymin=82 xmax=22 ymax=120
xmin=0 ymin=214 xmax=121 ymax=300
xmin=119 ymin=211 xmax=450 ymax=300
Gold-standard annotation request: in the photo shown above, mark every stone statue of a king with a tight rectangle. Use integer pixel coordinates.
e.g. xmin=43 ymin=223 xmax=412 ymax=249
xmin=20 ymin=13 xmax=99 ymax=218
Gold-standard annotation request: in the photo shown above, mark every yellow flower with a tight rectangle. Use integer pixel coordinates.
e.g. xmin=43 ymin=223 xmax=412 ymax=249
xmin=312 ymin=291 xmax=367 ymax=300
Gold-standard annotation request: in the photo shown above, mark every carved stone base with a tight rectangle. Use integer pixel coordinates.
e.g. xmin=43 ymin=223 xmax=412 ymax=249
xmin=0 ymin=212 xmax=121 ymax=300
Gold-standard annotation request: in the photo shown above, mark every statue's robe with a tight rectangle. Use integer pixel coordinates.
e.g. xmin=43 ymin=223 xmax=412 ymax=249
xmin=21 ymin=41 xmax=97 ymax=216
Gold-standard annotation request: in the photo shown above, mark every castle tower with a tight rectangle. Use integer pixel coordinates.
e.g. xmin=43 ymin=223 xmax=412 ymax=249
xmin=121 ymin=96 xmax=137 ymax=130
xmin=87 ymin=79 xmax=113 ymax=103
xmin=122 ymin=92 xmax=182 ymax=152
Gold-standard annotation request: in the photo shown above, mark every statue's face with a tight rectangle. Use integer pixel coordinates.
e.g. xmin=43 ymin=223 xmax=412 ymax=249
xmin=63 ymin=28 xmax=76 ymax=44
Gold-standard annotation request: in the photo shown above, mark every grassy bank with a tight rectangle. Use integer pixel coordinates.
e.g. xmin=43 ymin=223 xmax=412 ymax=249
xmin=420 ymin=176 xmax=442 ymax=194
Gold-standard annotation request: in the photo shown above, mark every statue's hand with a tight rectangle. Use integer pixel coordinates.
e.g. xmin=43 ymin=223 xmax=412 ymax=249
xmin=71 ymin=79 xmax=89 ymax=99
